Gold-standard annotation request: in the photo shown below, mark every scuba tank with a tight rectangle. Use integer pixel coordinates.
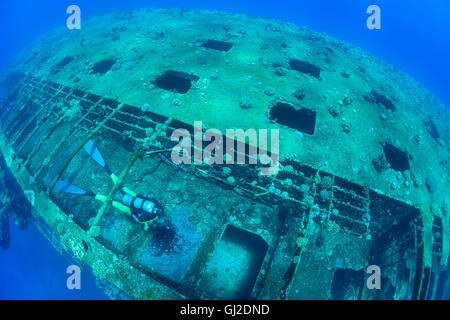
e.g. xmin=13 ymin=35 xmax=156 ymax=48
xmin=54 ymin=139 xmax=167 ymax=228
xmin=122 ymin=193 xmax=164 ymax=224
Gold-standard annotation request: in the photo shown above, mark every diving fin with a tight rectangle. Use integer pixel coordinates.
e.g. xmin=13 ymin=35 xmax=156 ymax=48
xmin=83 ymin=139 xmax=132 ymax=193
xmin=83 ymin=139 xmax=113 ymax=175
xmin=54 ymin=180 xmax=94 ymax=196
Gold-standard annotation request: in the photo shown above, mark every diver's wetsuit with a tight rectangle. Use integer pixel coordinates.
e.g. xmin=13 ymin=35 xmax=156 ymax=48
xmin=121 ymin=193 xmax=168 ymax=228
xmin=55 ymin=139 xmax=169 ymax=230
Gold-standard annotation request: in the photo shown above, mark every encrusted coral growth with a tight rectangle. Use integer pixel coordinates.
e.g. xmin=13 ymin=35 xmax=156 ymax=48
xmin=92 ymin=260 xmax=109 ymax=279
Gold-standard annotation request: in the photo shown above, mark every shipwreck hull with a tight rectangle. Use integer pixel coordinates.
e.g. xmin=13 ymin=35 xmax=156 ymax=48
xmin=0 ymin=73 xmax=447 ymax=299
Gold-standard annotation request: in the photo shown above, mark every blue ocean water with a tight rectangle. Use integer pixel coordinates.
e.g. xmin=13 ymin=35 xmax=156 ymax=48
xmin=0 ymin=0 xmax=449 ymax=299
xmin=0 ymin=217 xmax=108 ymax=299
xmin=1 ymin=0 xmax=449 ymax=105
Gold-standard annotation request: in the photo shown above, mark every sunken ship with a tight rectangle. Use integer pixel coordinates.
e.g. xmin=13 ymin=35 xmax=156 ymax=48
xmin=0 ymin=8 xmax=449 ymax=299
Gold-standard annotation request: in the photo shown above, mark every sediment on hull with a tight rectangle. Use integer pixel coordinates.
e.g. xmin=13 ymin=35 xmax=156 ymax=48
xmin=0 ymin=73 xmax=445 ymax=300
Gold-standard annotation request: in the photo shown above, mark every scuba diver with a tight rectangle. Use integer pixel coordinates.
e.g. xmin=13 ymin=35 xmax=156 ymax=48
xmin=54 ymin=140 xmax=168 ymax=231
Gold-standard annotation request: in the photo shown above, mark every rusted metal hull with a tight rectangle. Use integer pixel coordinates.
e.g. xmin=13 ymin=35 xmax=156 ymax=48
xmin=0 ymin=73 xmax=447 ymax=299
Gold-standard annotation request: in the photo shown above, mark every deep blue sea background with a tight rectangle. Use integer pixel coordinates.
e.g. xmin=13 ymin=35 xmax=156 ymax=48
xmin=0 ymin=0 xmax=449 ymax=299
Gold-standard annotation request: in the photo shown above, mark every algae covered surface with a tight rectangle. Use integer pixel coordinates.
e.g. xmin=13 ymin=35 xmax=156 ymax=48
xmin=13 ymin=8 xmax=449 ymax=215
xmin=1 ymin=8 xmax=449 ymax=300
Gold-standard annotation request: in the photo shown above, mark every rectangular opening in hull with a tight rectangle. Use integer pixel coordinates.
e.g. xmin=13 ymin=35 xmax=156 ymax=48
xmin=155 ymin=70 xmax=200 ymax=94
xmin=51 ymin=56 xmax=75 ymax=74
xmin=370 ymin=90 xmax=396 ymax=111
xmin=383 ymin=142 xmax=410 ymax=172
xmin=91 ymin=59 xmax=116 ymax=75
xmin=269 ymin=101 xmax=316 ymax=135
xmin=289 ymin=59 xmax=321 ymax=78
xmin=199 ymin=225 xmax=268 ymax=299
xmin=201 ymin=39 xmax=234 ymax=52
